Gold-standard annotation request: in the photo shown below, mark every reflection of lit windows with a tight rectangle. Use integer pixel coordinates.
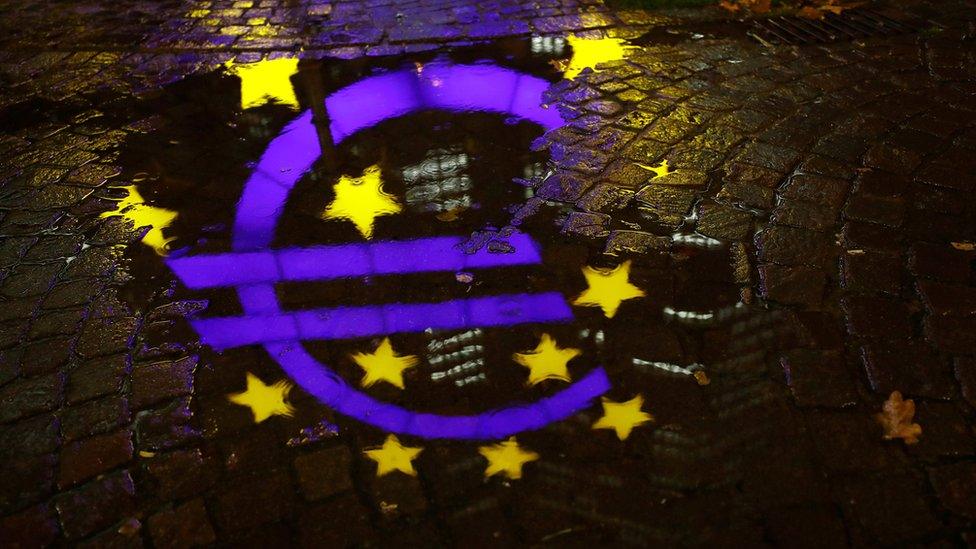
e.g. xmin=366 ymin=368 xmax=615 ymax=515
xmin=523 ymin=161 xmax=545 ymax=180
xmin=531 ymin=36 xmax=566 ymax=56
xmin=402 ymin=147 xmax=473 ymax=214
xmin=522 ymin=161 xmax=545 ymax=199
xmin=426 ymin=329 xmax=488 ymax=387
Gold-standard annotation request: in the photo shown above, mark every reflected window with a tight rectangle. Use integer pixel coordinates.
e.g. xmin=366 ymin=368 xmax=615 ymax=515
xmin=531 ymin=35 xmax=566 ymax=56
xmin=402 ymin=147 xmax=473 ymax=214
xmin=426 ymin=329 xmax=488 ymax=387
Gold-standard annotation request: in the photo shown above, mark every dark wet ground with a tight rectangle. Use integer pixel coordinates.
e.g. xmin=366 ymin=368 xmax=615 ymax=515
xmin=2 ymin=0 xmax=976 ymax=546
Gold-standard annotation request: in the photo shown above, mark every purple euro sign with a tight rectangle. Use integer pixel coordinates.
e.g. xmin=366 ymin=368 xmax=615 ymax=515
xmin=167 ymin=61 xmax=611 ymax=440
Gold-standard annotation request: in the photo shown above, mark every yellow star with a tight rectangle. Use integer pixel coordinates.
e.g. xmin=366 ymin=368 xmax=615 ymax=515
xmin=321 ymin=165 xmax=402 ymax=239
xmin=512 ymin=334 xmax=581 ymax=386
xmin=636 ymin=159 xmax=671 ymax=179
xmin=99 ymin=185 xmax=177 ymax=256
xmin=364 ymin=434 xmax=423 ymax=477
xmin=572 ymin=260 xmax=645 ymax=318
xmin=225 ymin=57 xmax=299 ymax=109
xmin=562 ymin=35 xmax=633 ymax=80
xmin=479 ymin=437 xmax=539 ymax=480
xmin=592 ymin=395 xmax=654 ymax=441
xmin=227 ymin=372 xmax=295 ymax=423
xmin=351 ymin=338 xmax=419 ymax=389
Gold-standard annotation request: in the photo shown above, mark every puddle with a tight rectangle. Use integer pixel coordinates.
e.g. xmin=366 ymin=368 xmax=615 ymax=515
xmin=114 ymin=37 xmax=797 ymax=449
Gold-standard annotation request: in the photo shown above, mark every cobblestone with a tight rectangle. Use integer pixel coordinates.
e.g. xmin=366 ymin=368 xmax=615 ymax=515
xmin=1 ymin=0 xmax=976 ymax=545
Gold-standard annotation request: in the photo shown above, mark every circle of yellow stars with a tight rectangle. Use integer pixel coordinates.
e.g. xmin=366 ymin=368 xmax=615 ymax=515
xmin=226 ymin=165 xmax=661 ymax=480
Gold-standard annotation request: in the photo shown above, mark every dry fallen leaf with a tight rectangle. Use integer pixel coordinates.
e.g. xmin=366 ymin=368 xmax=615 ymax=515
xmin=950 ymin=241 xmax=975 ymax=251
xmin=798 ymin=6 xmax=824 ymax=19
xmin=719 ymin=0 xmax=741 ymax=13
xmin=876 ymin=391 xmax=922 ymax=444
xmin=435 ymin=207 xmax=466 ymax=222
xmin=693 ymin=370 xmax=711 ymax=386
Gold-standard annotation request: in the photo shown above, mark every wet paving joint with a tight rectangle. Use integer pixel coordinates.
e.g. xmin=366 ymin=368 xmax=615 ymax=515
xmin=3 ymin=1 xmax=976 ymax=545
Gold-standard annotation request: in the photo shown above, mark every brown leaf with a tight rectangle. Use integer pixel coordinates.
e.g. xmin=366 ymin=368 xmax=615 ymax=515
xmin=693 ymin=370 xmax=711 ymax=386
xmin=876 ymin=391 xmax=922 ymax=444
xmin=719 ymin=0 xmax=741 ymax=13
xmin=798 ymin=6 xmax=824 ymax=19
xmin=951 ymin=241 xmax=976 ymax=251
xmin=435 ymin=206 xmax=466 ymax=222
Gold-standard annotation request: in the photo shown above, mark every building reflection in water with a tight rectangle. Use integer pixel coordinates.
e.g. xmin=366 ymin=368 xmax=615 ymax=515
xmin=158 ymin=40 xmax=629 ymax=439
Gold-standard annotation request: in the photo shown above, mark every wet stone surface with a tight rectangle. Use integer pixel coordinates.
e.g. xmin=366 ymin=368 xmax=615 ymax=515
xmin=2 ymin=0 xmax=976 ymax=546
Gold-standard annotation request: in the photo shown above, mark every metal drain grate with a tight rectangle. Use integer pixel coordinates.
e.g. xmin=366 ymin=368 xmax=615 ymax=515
xmin=748 ymin=9 xmax=926 ymax=46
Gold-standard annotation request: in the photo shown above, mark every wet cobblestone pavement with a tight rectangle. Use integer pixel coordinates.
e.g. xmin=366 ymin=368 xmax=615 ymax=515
xmin=2 ymin=0 xmax=976 ymax=546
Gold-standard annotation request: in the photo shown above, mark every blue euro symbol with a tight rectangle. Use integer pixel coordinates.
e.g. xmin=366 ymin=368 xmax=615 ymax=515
xmin=167 ymin=62 xmax=611 ymax=440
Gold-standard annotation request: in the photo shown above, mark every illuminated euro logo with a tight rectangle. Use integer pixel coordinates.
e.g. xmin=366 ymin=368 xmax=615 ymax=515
xmin=168 ymin=61 xmax=622 ymax=440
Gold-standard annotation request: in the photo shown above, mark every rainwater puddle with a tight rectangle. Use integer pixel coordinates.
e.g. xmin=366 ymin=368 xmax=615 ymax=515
xmin=112 ymin=37 xmax=793 ymax=447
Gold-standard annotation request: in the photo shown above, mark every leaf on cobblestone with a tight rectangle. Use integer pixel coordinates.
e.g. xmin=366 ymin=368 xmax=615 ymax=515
xmin=797 ymin=0 xmax=862 ymax=19
xmin=950 ymin=241 xmax=975 ymax=251
xmin=720 ymin=0 xmax=771 ymax=14
xmin=719 ymin=1 xmax=741 ymax=13
xmin=876 ymin=391 xmax=922 ymax=444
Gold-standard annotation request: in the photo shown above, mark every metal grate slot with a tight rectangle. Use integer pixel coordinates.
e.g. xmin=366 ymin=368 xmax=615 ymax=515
xmin=748 ymin=8 xmax=928 ymax=46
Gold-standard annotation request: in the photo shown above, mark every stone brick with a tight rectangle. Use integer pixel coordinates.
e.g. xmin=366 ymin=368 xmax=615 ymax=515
xmin=695 ymin=203 xmax=753 ymax=241
xmin=837 ymin=473 xmax=940 ymax=545
xmin=780 ymin=350 xmax=857 ymax=408
xmin=924 ymin=314 xmax=976 ymax=355
xmin=757 ymin=225 xmax=833 ymax=267
xmin=298 ymin=494 xmax=375 ymax=548
xmin=576 ymin=183 xmax=633 ymax=213
xmin=840 ymin=221 xmax=903 ymax=253
xmin=0 ymin=372 xmax=63 ymax=423
xmin=864 ymin=142 xmax=923 ymax=174
xmin=0 ymin=504 xmax=61 ymax=548
xmin=603 ymin=230 xmax=670 ymax=256
xmin=134 ymin=397 xmax=200 ymax=451
xmin=212 ymin=471 xmax=295 ymax=532
xmin=780 ymin=174 xmax=850 ymax=210
xmin=28 ymin=308 xmax=84 ymax=339
xmin=734 ymin=142 xmax=800 ymax=172
xmin=758 ymin=264 xmax=825 ymax=307
xmin=67 ymin=354 xmax=130 ymax=405
xmin=956 ymin=357 xmax=976 ymax=409
xmin=916 ymin=280 xmax=976 ymax=317
xmin=60 ymin=395 xmax=130 ymax=441
xmin=843 ymin=193 xmax=906 ymax=227
xmin=20 ymin=335 xmax=74 ymax=375
xmin=59 ymin=430 xmax=133 ymax=488
xmin=144 ymin=448 xmax=218 ymax=501
xmin=220 ymin=427 xmax=285 ymax=475
xmin=853 ymin=170 xmax=911 ymax=198
xmin=840 ymin=252 xmax=903 ymax=295
xmin=147 ymin=499 xmax=216 ymax=549
xmin=130 ymin=356 xmax=196 ymax=410
xmin=0 ymin=453 xmax=56 ymax=514
xmin=907 ymin=401 xmax=975 ymax=460
xmin=0 ymin=414 xmax=60 ymax=459
xmin=75 ymin=520 xmax=143 ymax=549
xmin=770 ymin=200 xmax=837 ymax=232
xmin=860 ymin=342 xmax=955 ymax=399
xmin=764 ymin=505 xmax=848 ymax=549
xmin=841 ymin=296 xmax=913 ymax=339
xmin=928 ymin=462 xmax=976 ymax=520
xmin=535 ymin=171 xmax=589 ymax=202
xmin=560 ymin=211 xmax=610 ymax=238
xmin=55 ymin=471 xmax=136 ymax=540
xmin=77 ymin=316 xmax=138 ymax=359
xmin=633 ymin=185 xmax=699 ymax=228
xmin=806 ymin=411 xmax=905 ymax=473
xmin=294 ymin=445 xmax=353 ymax=501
